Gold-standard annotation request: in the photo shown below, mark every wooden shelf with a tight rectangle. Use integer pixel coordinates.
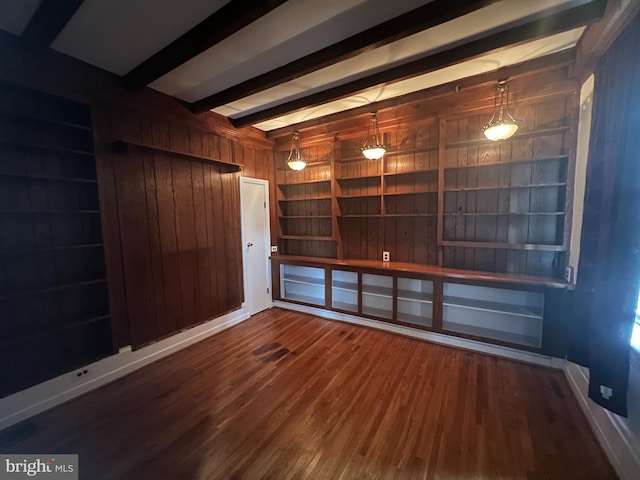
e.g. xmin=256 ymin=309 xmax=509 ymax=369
xmin=1 ymin=315 xmax=110 ymax=348
xmin=114 ymin=140 xmax=242 ymax=172
xmin=444 ymin=155 xmax=568 ymax=171
xmin=280 ymin=235 xmax=336 ymax=242
xmin=0 ymin=210 xmax=100 ymax=214
xmin=362 ymin=284 xmax=393 ymax=297
xmin=0 ymin=109 xmax=92 ymax=132
xmin=383 ymin=168 xmax=438 ymax=177
xmin=441 ymin=240 xmax=564 ymax=251
xmin=0 ymin=210 xmax=100 ymax=215
xmin=0 ymin=172 xmax=97 ymax=184
xmin=444 ymin=182 xmax=566 ymax=192
xmin=443 ymin=296 xmax=542 ymax=318
xmin=0 ymin=139 xmax=93 ymax=157
xmin=337 ymin=174 xmax=381 ymax=181
xmin=277 ymin=178 xmax=331 ymax=186
xmin=384 ymin=145 xmax=439 ymax=156
xmin=398 ymin=290 xmax=434 ymax=302
xmin=338 ymin=214 xmax=435 ymax=218
xmin=0 ymin=243 xmax=103 ymax=255
xmin=442 ymin=321 xmax=541 ymax=349
xmin=1 ymin=278 xmax=107 ymax=299
xmin=444 ymin=126 xmax=570 ymax=148
xmin=383 ymin=191 xmax=437 ymax=197
xmin=271 ymin=256 xmax=568 ymax=288
xmin=278 ymin=196 xmax=332 ymax=202
xmin=336 ymin=194 xmax=381 ymax=199
xmin=282 ymin=274 xmax=325 ymax=286
xmin=280 ymin=215 xmax=332 ymax=219
xmin=444 ymin=212 xmax=564 ymax=216
xmin=332 ymin=281 xmax=358 ymax=291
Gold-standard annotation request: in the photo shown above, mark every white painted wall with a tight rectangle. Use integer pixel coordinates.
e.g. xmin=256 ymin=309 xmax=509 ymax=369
xmin=565 ymin=355 xmax=640 ymax=480
xmin=568 ymin=74 xmax=595 ymax=280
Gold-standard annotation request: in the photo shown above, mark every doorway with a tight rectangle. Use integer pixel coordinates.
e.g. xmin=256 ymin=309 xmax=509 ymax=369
xmin=239 ymin=177 xmax=271 ymax=315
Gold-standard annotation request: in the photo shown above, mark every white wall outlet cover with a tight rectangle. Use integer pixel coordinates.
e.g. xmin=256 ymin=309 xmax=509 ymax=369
xmin=270 ymin=246 xmax=278 ymax=252
xmin=382 ymin=251 xmax=390 ymax=262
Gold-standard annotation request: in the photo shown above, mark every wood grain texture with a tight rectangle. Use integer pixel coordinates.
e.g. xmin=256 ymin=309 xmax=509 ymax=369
xmin=1 ymin=308 xmax=616 ymax=480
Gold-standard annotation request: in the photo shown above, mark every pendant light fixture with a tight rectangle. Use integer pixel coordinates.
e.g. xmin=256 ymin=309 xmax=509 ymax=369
xmin=286 ymin=130 xmax=306 ymax=171
xmin=361 ymin=112 xmax=386 ymax=160
xmin=481 ymin=81 xmax=522 ymax=141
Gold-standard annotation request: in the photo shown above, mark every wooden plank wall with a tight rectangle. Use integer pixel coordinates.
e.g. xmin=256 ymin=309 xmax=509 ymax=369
xmin=94 ymin=106 xmax=274 ymax=349
xmin=271 ymin=63 xmax=578 ymax=278
xmin=0 ymin=34 xmax=276 ymax=352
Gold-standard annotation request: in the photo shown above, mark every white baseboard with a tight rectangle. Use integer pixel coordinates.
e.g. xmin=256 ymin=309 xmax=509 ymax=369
xmin=273 ymin=301 xmax=564 ymax=369
xmin=564 ymin=360 xmax=640 ymax=480
xmin=0 ymin=306 xmax=250 ymax=431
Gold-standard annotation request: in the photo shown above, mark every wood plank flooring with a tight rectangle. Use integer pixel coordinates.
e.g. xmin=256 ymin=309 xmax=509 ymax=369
xmin=0 ymin=308 xmax=616 ymax=479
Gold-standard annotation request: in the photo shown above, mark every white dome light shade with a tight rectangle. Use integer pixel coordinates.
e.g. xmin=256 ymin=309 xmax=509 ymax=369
xmin=362 ymin=145 xmax=386 ymax=160
xmin=481 ymin=81 xmax=522 ymax=141
xmin=287 ymin=159 xmax=307 ymax=171
xmin=286 ymin=130 xmax=306 ymax=171
xmin=361 ymin=112 xmax=387 ymax=160
xmin=482 ymin=119 xmax=520 ymax=141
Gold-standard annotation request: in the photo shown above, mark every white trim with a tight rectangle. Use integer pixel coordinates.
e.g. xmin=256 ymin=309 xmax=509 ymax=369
xmin=273 ymin=300 xmax=564 ymax=369
xmin=0 ymin=307 xmax=250 ymax=431
xmin=564 ymin=360 xmax=640 ymax=480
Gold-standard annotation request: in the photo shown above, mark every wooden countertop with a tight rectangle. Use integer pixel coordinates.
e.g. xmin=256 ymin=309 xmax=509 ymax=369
xmin=271 ymin=255 xmax=569 ymax=289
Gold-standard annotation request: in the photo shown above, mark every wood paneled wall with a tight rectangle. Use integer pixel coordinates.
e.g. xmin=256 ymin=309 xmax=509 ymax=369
xmin=95 ymin=109 xmax=276 ymax=349
xmin=0 ymin=34 xmax=275 ymax=352
xmin=271 ymin=62 xmax=578 ymax=278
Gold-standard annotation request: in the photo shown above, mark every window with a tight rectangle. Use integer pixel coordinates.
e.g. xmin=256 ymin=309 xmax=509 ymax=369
xmin=631 ymin=291 xmax=640 ymax=350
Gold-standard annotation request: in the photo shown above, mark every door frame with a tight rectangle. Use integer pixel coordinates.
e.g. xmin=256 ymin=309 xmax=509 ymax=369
xmin=239 ymin=176 xmax=272 ymax=314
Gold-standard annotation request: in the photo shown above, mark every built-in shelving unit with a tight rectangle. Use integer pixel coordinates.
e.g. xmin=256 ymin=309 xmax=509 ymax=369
xmin=332 ymin=270 xmax=358 ymax=313
xmin=362 ymin=273 xmax=393 ymax=320
xmin=0 ymin=79 xmax=113 ymax=397
xmin=272 ymin=256 xmax=563 ymax=353
xmin=276 ymin=142 xmax=336 ymax=258
xmin=442 ymin=283 xmax=544 ymax=348
xmin=280 ymin=264 xmax=325 ymax=306
xmin=397 ymin=277 xmax=434 ymax=327
xmin=273 ymin=91 xmax=574 ymax=280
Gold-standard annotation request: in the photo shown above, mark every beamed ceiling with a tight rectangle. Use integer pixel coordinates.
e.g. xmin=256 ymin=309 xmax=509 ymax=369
xmin=0 ymin=0 xmax=611 ymax=132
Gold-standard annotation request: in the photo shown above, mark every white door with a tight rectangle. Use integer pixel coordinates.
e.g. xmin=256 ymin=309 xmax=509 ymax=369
xmin=240 ymin=177 xmax=271 ymax=315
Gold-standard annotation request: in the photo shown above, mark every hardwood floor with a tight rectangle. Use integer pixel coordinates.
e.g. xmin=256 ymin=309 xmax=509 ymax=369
xmin=1 ymin=308 xmax=616 ymax=479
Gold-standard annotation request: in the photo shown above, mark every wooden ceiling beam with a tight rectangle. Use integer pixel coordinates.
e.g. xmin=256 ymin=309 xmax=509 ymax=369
xmin=230 ymin=0 xmax=606 ymax=129
xmin=188 ymin=0 xmax=498 ymax=113
xmin=266 ymin=49 xmax=577 ymax=139
xmin=22 ymin=0 xmax=84 ymax=50
xmin=123 ymin=0 xmax=289 ymax=90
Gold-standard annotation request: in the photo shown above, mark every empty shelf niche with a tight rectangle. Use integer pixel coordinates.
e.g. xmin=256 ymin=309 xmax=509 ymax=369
xmin=397 ymin=277 xmax=433 ymax=327
xmin=280 ymin=264 xmax=325 ymax=306
xmin=442 ymin=283 xmax=544 ymax=348
xmin=332 ymin=270 xmax=358 ymax=312
xmin=362 ymin=273 xmax=393 ymax=320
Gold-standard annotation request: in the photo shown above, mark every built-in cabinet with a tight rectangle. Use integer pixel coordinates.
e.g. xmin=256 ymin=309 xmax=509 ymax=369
xmin=275 ymin=256 xmax=564 ymax=354
xmin=0 ymin=80 xmax=112 ymax=397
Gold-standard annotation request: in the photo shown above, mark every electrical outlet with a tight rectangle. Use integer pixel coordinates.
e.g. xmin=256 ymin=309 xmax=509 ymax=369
xmin=382 ymin=251 xmax=390 ymax=262
xmin=565 ymin=266 xmax=574 ymax=283
xmin=600 ymin=385 xmax=613 ymax=400
xmin=71 ymin=368 xmax=91 ymax=382
xmin=270 ymin=246 xmax=278 ymax=253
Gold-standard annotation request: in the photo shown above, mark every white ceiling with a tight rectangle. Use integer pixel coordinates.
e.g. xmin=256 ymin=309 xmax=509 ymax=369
xmin=0 ymin=0 xmax=604 ymax=131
